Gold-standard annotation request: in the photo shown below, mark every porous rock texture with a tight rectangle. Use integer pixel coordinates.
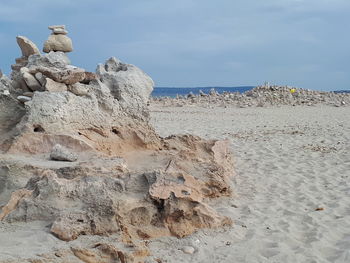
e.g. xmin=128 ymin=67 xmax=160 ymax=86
xmin=0 ymin=35 xmax=234 ymax=262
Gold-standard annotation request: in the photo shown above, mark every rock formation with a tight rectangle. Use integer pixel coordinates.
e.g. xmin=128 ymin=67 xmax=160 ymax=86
xmin=0 ymin=27 xmax=234 ymax=263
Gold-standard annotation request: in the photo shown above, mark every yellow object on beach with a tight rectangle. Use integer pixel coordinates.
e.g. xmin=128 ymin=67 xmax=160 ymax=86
xmin=290 ymin=88 xmax=296 ymax=93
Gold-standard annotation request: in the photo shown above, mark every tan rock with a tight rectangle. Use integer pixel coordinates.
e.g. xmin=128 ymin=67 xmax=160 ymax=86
xmin=68 ymin=82 xmax=89 ymax=96
xmin=16 ymin=36 xmax=40 ymax=57
xmin=22 ymin=72 xmax=42 ymax=91
xmin=45 ymin=78 xmax=67 ymax=92
xmin=81 ymin=71 xmax=97 ymax=84
xmin=53 ymin=28 xmax=68 ymax=35
xmin=43 ymin=34 xmax=73 ymax=53
xmin=0 ymin=189 xmax=33 ymax=221
xmin=48 ymin=25 xmax=65 ymax=30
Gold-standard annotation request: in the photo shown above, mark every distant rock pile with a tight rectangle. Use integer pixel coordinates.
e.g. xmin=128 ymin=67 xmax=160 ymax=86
xmin=152 ymin=85 xmax=350 ymax=108
xmin=0 ymin=26 xmax=234 ymax=263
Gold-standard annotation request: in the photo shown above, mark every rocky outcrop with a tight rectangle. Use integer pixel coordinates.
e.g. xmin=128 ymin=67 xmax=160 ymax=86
xmin=0 ymin=28 xmax=235 ymax=263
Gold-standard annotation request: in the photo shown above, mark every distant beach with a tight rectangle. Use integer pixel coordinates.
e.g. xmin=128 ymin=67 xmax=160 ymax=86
xmin=152 ymin=86 xmax=254 ymax=97
xmin=152 ymin=86 xmax=349 ymax=97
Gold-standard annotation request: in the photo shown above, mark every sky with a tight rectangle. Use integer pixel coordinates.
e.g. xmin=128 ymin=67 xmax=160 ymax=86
xmin=0 ymin=0 xmax=349 ymax=91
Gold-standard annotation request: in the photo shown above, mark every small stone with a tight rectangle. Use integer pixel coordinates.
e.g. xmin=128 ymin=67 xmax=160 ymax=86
xmin=53 ymin=28 xmax=68 ymax=35
xmin=34 ymin=72 xmax=47 ymax=86
xmin=68 ymin=83 xmax=89 ymax=96
xmin=23 ymin=92 xmax=34 ymax=97
xmin=48 ymin=25 xmax=65 ymax=30
xmin=3 ymin=90 xmax=10 ymax=96
xmin=226 ymin=241 xmax=231 ymax=246
xmin=181 ymin=246 xmax=195 ymax=254
xmin=22 ymin=72 xmax=42 ymax=91
xmin=80 ymin=71 xmax=97 ymax=84
xmin=50 ymin=144 xmax=78 ymax=162
xmin=17 ymin=96 xmax=31 ymax=103
xmin=45 ymin=78 xmax=68 ymax=92
xmin=187 ymin=92 xmax=195 ymax=99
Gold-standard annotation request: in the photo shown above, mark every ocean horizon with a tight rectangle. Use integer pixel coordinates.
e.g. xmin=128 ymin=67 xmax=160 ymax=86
xmin=152 ymin=86 xmax=255 ymax=97
xmin=152 ymin=86 xmax=349 ymax=97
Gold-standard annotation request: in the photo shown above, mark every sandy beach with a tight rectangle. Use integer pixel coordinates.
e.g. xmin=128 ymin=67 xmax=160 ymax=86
xmin=145 ymin=104 xmax=350 ymax=263
xmin=1 ymin=1 xmax=349 ymax=261
xmin=0 ymin=104 xmax=349 ymax=262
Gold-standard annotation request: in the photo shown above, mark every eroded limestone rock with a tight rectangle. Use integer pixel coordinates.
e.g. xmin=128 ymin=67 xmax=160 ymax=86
xmin=0 ymin=30 xmax=235 ymax=263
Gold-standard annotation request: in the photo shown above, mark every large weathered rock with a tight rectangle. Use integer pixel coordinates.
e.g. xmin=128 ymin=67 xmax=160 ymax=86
xmin=1 ymin=46 xmax=235 ymax=263
xmin=97 ymin=57 xmax=153 ymax=103
xmin=27 ymin=51 xmax=71 ymax=69
xmin=97 ymin=57 xmax=154 ymax=119
xmin=43 ymin=34 xmax=73 ymax=53
xmin=30 ymin=66 xmax=85 ymax=85
xmin=16 ymin=36 xmax=40 ymax=57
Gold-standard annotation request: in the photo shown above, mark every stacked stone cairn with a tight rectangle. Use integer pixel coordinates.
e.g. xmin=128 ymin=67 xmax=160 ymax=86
xmin=0 ymin=25 xmax=234 ymax=263
xmin=43 ymin=25 xmax=73 ymax=53
xmin=10 ymin=25 xmax=94 ymax=103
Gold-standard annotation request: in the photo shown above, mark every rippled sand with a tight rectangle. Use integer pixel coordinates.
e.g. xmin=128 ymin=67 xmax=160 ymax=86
xmin=148 ymin=105 xmax=350 ymax=263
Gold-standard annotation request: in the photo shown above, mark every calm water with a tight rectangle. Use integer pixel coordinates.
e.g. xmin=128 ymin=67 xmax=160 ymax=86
xmin=152 ymin=86 xmax=254 ymax=97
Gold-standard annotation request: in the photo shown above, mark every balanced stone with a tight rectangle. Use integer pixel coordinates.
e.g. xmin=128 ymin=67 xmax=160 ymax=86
xmin=48 ymin=25 xmax=65 ymax=30
xmin=43 ymin=25 xmax=73 ymax=53
xmin=43 ymin=34 xmax=73 ymax=53
xmin=16 ymin=36 xmax=40 ymax=57
xmin=53 ymin=28 xmax=68 ymax=35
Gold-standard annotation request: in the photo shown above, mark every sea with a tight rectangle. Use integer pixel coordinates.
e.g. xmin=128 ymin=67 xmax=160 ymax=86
xmin=151 ymin=86 xmax=254 ymax=98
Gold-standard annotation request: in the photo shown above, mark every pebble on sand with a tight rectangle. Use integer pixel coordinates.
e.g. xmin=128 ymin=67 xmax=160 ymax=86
xmin=181 ymin=246 xmax=195 ymax=254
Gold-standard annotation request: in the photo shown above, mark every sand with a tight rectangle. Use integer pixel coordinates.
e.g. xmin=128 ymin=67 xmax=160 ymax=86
xmin=146 ymin=105 xmax=350 ymax=263
xmin=0 ymin=105 xmax=349 ymax=262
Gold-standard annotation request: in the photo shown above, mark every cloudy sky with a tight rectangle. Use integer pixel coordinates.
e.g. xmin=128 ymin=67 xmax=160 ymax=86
xmin=0 ymin=0 xmax=349 ymax=90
